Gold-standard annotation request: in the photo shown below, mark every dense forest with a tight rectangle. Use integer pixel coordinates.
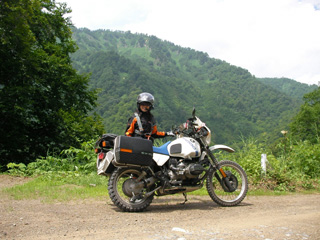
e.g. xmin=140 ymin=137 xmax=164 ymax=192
xmin=70 ymin=28 xmax=317 ymax=145
xmin=0 ymin=1 xmax=104 ymax=168
xmin=258 ymin=77 xmax=318 ymax=100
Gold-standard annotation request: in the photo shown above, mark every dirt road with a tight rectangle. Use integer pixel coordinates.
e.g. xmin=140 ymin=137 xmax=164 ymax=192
xmin=0 ymin=175 xmax=319 ymax=240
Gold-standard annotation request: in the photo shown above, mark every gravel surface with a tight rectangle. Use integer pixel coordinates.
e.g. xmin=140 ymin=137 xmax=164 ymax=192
xmin=0 ymin=175 xmax=319 ymax=240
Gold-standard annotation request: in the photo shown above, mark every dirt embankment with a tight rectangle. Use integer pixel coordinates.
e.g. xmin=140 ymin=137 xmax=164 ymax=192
xmin=0 ymin=175 xmax=319 ymax=240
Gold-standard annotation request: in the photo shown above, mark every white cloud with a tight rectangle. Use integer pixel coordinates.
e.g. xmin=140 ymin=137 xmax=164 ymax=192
xmin=60 ymin=0 xmax=320 ymax=85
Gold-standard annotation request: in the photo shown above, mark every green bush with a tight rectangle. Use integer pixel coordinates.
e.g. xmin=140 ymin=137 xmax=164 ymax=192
xmin=7 ymin=140 xmax=96 ymax=177
xmin=285 ymin=141 xmax=320 ymax=178
xmin=6 ymin=136 xmax=320 ymax=193
xmin=227 ymin=137 xmax=320 ymax=192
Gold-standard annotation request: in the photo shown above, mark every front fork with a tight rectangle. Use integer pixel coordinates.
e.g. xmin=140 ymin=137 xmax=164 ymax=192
xmin=205 ymin=146 xmax=235 ymax=192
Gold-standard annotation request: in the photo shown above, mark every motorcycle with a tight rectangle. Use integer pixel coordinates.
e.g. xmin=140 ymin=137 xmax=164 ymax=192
xmin=95 ymin=108 xmax=248 ymax=212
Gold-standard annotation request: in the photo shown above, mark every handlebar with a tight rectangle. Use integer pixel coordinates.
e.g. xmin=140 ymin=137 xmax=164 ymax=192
xmin=172 ymin=119 xmax=208 ymax=139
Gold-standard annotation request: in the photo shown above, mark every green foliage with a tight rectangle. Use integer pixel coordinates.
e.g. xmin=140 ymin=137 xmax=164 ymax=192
xmin=71 ymin=28 xmax=303 ymax=146
xmin=7 ymin=140 xmax=97 ymax=176
xmin=269 ymin=137 xmax=320 ymax=191
xmin=290 ymin=87 xmax=320 ymax=143
xmin=229 ymin=138 xmax=266 ymax=183
xmin=3 ymin=173 xmax=108 ymax=202
xmin=281 ymin=140 xmax=320 ymax=178
xmin=0 ymin=0 xmax=104 ymax=169
xmin=58 ymin=109 xmax=105 ymax=147
xmin=4 ymin=135 xmax=320 ymax=200
xmin=72 ymin=50 xmax=200 ymax=135
xmin=2 ymin=7 xmax=318 ymax=197
xmin=227 ymin=136 xmax=320 ymax=192
xmin=6 ymin=163 xmax=27 ymax=176
xmin=5 ymin=139 xmax=108 ymax=201
xmin=257 ymin=77 xmax=318 ymax=100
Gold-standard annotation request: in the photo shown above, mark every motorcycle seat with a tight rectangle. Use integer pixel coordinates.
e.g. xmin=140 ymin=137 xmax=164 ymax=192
xmin=152 ymin=141 xmax=171 ymax=155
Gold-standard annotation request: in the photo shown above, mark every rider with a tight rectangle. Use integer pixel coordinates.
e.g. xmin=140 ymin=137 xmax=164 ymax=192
xmin=125 ymin=92 xmax=173 ymax=141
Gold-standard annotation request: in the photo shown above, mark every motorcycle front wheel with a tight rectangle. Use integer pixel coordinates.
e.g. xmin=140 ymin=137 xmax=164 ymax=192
xmin=206 ymin=160 xmax=248 ymax=206
xmin=108 ymin=168 xmax=154 ymax=212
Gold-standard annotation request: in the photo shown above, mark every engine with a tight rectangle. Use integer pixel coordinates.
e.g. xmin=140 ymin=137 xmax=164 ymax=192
xmin=167 ymin=158 xmax=205 ymax=185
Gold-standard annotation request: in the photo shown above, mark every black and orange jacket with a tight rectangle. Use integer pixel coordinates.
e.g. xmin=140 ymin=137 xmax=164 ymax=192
xmin=125 ymin=110 xmax=166 ymax=139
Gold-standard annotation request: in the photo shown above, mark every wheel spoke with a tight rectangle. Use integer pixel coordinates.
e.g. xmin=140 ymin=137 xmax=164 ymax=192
xmin=116 ymin=170 xmax=144 ymax=204
xmin=206 ymin=160 xmax=248 ymax=206
xmin=108 ymin=168 xmax=154 ymax=212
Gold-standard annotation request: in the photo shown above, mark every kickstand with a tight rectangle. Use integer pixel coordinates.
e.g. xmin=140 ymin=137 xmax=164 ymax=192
xmin=181 ymin=193 xmax=188 ymax=205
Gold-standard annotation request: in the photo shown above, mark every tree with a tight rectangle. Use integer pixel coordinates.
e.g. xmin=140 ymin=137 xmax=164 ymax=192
xmin=290 ymin=87 xmax=320 ymax=143
xmin=0 ymin=0 xmax=104 ymax=169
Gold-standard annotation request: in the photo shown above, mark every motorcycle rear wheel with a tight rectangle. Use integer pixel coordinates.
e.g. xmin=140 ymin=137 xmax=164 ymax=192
xmin=206 ymin=160 xmax=248 ymax=206
xmin=108 ymin=168 xmax=154 ymax=212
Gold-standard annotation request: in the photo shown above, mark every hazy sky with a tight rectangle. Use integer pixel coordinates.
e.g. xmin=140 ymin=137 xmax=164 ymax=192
xmin=60 ymin=0 xmax=320 ymax=85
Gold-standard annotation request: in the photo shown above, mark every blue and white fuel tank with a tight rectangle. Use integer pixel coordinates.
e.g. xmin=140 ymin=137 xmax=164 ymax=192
xmin=152 ymin=137 xmax=201 ymax=166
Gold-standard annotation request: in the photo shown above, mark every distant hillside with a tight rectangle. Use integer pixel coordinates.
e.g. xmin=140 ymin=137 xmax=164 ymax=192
xmin=258 ymin=77 xmax=318 ymax=100
xmin=71 ymin=28 xmax=304 ymax=144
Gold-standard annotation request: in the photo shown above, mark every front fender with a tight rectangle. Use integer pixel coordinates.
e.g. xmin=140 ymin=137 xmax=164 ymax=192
xmin=209 ymin=144 xmax=235 ymax=153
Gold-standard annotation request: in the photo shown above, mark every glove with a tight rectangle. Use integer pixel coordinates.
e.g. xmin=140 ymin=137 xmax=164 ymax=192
xmin=166 ymin=131 xmax=175 ymax=137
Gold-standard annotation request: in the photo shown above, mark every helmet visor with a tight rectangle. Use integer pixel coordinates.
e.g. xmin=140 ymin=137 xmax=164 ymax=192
xmin=140 ymin=102 xmax=152 ymax=107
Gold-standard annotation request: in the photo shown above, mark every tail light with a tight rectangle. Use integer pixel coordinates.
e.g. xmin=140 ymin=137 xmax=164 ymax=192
xmin=98 ymin=152 xmax=105 ymax=160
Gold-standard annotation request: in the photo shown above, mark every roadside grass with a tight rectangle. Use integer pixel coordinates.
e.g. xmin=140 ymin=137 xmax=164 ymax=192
xmin=3 ymin=136 xmax=319 ymax=202
xmin=2 ymin=174 xmax=319 ymax=202
xmin=2 ymin=173 xmax=109 ymax=202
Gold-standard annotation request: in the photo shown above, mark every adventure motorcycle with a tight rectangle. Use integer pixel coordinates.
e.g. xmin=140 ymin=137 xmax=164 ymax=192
xmin=95 ymin=108 xmax=248 ymax=212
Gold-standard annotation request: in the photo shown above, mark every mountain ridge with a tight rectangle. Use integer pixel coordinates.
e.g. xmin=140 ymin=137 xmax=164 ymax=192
xmin=70 ymin=28 xmax=314 ymax=144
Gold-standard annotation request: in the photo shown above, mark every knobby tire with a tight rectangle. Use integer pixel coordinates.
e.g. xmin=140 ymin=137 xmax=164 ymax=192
xmin=108 ymin=168 xmax=154 ymax=212
xmin=206 ymin=160 xmax=248 ymax=206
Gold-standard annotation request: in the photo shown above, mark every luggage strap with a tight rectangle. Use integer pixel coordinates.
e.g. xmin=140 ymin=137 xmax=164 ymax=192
xmin=134 ymin=113 xmax=144 ymax=132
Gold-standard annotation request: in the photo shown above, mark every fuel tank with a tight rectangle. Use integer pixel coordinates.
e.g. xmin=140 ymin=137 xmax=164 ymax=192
xmin=167 ymin=137 xmax=201 ymax=158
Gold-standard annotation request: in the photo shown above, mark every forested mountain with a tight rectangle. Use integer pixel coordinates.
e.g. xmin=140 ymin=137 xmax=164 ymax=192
xmin=257 ymin=77 xmax=318 ymax=100
xmin=70 ymin=28 xmax=311 ymax=145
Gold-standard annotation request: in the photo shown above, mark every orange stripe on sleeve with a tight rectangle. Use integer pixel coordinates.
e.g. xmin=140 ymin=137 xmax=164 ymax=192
xmin=125 ymin=118 xmax=137 ymax=137
xmin=152 ymin=125 xmax=166 ymax=136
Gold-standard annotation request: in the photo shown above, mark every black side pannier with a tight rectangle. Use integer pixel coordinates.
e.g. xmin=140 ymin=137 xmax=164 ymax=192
xmin=95 ymin=133 xmax=118 ymax=149
xmin=114 ymin=136 xmax=153 ymax=166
